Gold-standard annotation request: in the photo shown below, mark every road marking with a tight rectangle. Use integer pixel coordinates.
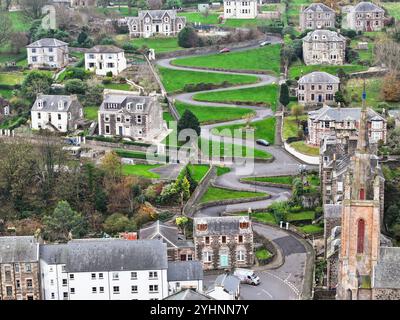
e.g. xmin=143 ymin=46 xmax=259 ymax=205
xmin=262 ymin=271 xmax=301 ymax=299
xmin=262 ymin=289 xmax=273 ymax=298
xmin=285 ymin=273 xmax=292 ymax=282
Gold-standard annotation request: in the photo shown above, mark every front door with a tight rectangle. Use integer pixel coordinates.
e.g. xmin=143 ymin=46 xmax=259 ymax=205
xmin=156 ymin=25 xmax=160 ymax=33
xmin=118 ymin=126 xmax=123 ymax=136
xmin=99 ymin=62 xmax=103 ymax=70
xmin=318 ymin=94 xmax=323 ymax=103
xmin=220 ymin=254 xmax=229 ymax=268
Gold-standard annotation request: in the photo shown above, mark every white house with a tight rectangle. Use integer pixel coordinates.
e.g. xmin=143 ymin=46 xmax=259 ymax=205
xmin=39 ymin=239 xmax=169 ymax=300
xmin=207 ymin=274 xmax=240 ymax=300
xmin=85 ymin=45 xmax=127 ymax=76
xmin=31 ymin=94 xmax=83 ymax=132
xmin=167 ymin=261 xmax=204 ymax=295
xmin=26 ymin=38 xmax=69 ymax=69
xmin=223 ymin=0 xmax=258 ymax=19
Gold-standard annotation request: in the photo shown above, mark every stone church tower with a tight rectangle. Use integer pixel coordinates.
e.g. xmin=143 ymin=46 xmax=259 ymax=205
xmin=336 ymin=103 xmax=384 ymax=300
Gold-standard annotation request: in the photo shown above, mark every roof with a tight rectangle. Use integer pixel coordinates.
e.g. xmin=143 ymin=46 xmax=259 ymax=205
xmin=164 ymin=289 xmax=214 ymax=300
xmin=0 ymin=236 xmax=39 ymax=263
xmin=323 ymin=204 xmax=342 ymax=219
xmin=214 ymin=274 xmax=240 ymax=294
xmin=308 ymin=105 xmax=385 ymax=122
xmin=302 ymin=29 xmax=346 ymax=42
xmin=31 ymin=94 xmax=81 ymax=112
xmin=140 ymin=220 xmax=185 ymax=248
xmin=193 ymin=216 xmax=252 ymax=236
xmin=167 ymin=261 xmax=203 ymax=281
xmin=86 ymin=45 xmax=124 ymax=54
xmin=27 ymin=38 xmax=68 ymax=48
xmin=303 ymin=3 xmax=335 ymax=13
xmin=100 ymin=94 xmax=156 ymax=113
xmin=128 ymin=10 xmax=186 ymax=24
xmin=353 ymin=2 xmax=384 ymax=13
xmin=373 ymin=247 xmax=400 ymax=289
xmin=40 ymin=239 xmax=168 ymax=272
xmin=298 ymin=72 xmax=340 ymax=84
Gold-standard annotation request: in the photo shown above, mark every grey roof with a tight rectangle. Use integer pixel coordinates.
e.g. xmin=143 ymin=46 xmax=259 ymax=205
xmin=373 ymin=247 xmax=400 ymax=289
xmin=193 ymin=216 xmax=252 ymax=236
xmin=323 ymin=204 xmax=342 ymax=219
xmin=167 ymin=261 xmax=203 ymax=281
xmin=100 ymin=94 xmax=156 ymax=114
xmin=353 ymin=2 xmax=384 ymax=13
xmin=31 ymin=94 xmax=82 ymax=112
xmin=87 ymin=45 xmax=124 ymax=54
xmin=128 ymin=10 xmax=186 ymax=25
xmin=298 ymin=72 xmax=340 ymax=84
xmin=303 ymin=3 xmax=335 ymax=13
xmin=214 ymin=274 xmax=240 ymax=294
xmin=27 ymin=38 xmax=68 ymax=48
xmin=303 ymin=29 xmax=346 ymax=42
xmin=140 ymin=220 xmax=181 ymax=248
xmin=308 ymin=105 xmax=385 ymax=122
xmin=164 ymin=289 xmax=214 ymax=300
xmin=0 ymin=236 xmax=39 ymax=263
xmin=40 ymin=239 xmax=168 ymax=272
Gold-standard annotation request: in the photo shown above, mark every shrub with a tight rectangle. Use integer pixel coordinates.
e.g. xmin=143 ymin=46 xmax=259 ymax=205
xmin=65 ymin=79 xmax=87 ymax=94
xmin=106 ymin=71 xmax=113 ymax=77
xmin=122 ymin=42 xmax=138 ymax=53
xmin=102 ymin=77 xmax=112 ymax=85
xmin=341 ymin=29 xmax=357 ymax=39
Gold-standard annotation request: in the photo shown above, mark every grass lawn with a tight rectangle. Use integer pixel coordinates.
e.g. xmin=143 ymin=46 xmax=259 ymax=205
xmin=158 ymin=67 xmax=258 ymax=93
xmin=175 ymin=101 xmax=255 ymax=124
xmin=0 ymin=72 xmax=25 ymax=85
xmin=256 ymin=248 xmax=272 ymax=260
xmin=200 ymin=186 xmax=266 ymax=203
xmin=178 ymin=12 xmax=220 ymax=24
xmin=0 ymin=52 xmax=27 ymax=65
xmin=350 ymin=40 xmax=374 ymax=63
xmin=193 ymin=84 xmax=278 ymax=111
xmin=211 ymin=116 xmax=276 ymax=144
xmin=288 ymin=61 xmax=367 ymax=79
xmin=287 ymin=0 xmax=312 ymax=26
xmin=242 ymin=175 xmax=293 ymax=185
xmin=172 ymin=45 xmax=282 ymax=74
xmin=132 ymin=37 xmax=183 ymax=53
xmin=282 ymin=115 xmax=307 ymax=140
xmin=9 ymin=11 xmax=33 ymax=32
xmin=382 ymin=2 xmax=400 ymax=20
xmin=0 ymin=89 xmax=13 ymax=99
xmin=287 ymin=211 xmax=315 ymax=222
xmin=223 ymin=18 xmax=277 ymax=28
xmin=103 ymin=83 xmax=132 ymax=91
xmin=290 ymin=141 xmax=320 ymax=156
xmin=238 ymin=211 xmax=277 ymax=224
xmin=163 ymin=111 xmax=174 ymax=123
xmin=84 ymin=106 xmax=98 ymax=121
xmin=216 ymin=166 xmax=231 ymax=176
xmin=122 ymin=164 xmax=162 ymax=179
xmin=299 ymin=224 xmax=323 ymax=234
xmin=115 ymin=149 xmax=147 ymax=160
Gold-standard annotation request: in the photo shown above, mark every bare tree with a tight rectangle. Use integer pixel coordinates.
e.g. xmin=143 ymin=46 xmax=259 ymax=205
xmin=148 ymin=0 xmax=162 ymax=10
xmin=10 ymin=32 xmax=29 ymax=54
xmin=0 ymin=12 xmax=11 ymax=48
xmin=20 ymin=0 xmax=48 ymax=20
xmin=374 ymin=38 xmax=400 ymax=73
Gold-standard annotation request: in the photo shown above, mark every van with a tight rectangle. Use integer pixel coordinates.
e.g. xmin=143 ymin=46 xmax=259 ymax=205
xmin=233 ymin=268 xmax=260 ymax=286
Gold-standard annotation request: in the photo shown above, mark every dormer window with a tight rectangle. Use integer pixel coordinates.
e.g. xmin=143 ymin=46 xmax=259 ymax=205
xmin=314 ymin=35 xmax=318 ymax=40
xmin=126 ymin=102 xmax=132 ymax=110
xmin=239 ymin=218 xmax=249 ymax=229
xmin=136 ymin=104 xmax=143 ymax=111
xmin=58 ymin=101 xmax=64 ymax=110
xmin=322 ymin=35 xmax=327 ymax=40
xmin=37 ymin=99 xmax=44 ymax=109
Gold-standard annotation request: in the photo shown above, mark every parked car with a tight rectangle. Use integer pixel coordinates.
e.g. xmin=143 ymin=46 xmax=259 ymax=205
xmin=219 ymin=47 xmax=230 ymax=53
xmin=234 ymin=268 xmax=260 ymax=286
xmin=256 ymin=139 xmax=269 ymax=146
xmin=260 ymin=41 xmax=271 ymax=47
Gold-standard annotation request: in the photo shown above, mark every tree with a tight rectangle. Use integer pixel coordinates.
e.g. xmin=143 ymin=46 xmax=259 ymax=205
xmin=175 ymin=176 xmax=191 ymax=214
xmin=381 ymin=72 xmax=400 ymax=102
xmin=100 ymin=151 xmax=122 ymax=182
xmin=177 ymin=109 xmax=201 ymax=139
xmin=375 ymin=39 xmax=400 ymax=73
xmin=291 ymin=104 xmax=304 ymax=127
xmin=0 ymin=12 xmax=11 ymax=48
xmin=281 ymin=45 xmax=296 ymax=76
xmin=9 ymin=32 xmax=29 ymax=54
xmin=334 ymin=90 xmax=346 ymax=105
xmin=84 ymin=80 xmax=104 ymax=106
xmin=279 ymin=83 xmax=290 ymax=107
xmin=43 ymin=201 xmax=86 ymax=242
xmin=178 ymin=26 xmax=200 ymax=48
xmin=65 ymin=79 xmax=87 ymax=94
xmin=176 ymin=216 xmax=189 ymax=236
xmin=183 ymin=166 xmax=197 ymax=193
xmin=165 ymin=0 xmax=182 ymax=9
xmin=21 ymin=71 xmax=53 ymax=100
xmin=20 ymin=0 xmax=48 ymax=19
xmin=148 ymin=0 xmax=162 ymax=9
xmin=103 ymin=213 xmax=136 ymax=235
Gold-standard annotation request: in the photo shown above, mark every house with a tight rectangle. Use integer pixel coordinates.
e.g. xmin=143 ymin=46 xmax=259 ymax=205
xmin=300 ymin=3 xmax=336 ymax=31
xmin=0 ymin=97 xmax=11 ymax=121
xmin=223 ymin=0 xmax=258 ymax=19
xmin=164 ymin=288 xmax=214 ymax=300
xmin=39 ymin=239 xmax=169 ymax=300
xmin=0 ymin=236 xmax=41 ymax=300
xmin=97 ymin=92 xmax=166 ymax=142
xmin=346 ymin=2 xmax=385 ymax=32
xmin=302 ymin=29 xmax=346 ymax=65
xmin=307 ymin=105 xmax=387 ymax=146
xmin=26 ymin=38 xmax=69 ymax=69
xmin=70 ymin=0 xmax=96 ymax=7
xmin=127 ymin=10 xmax=186 ymax=38
xmin=167 ymin=261 xmax=203 ymax=295
xmin=297 ymin=72 xmax=340 ymax=105
xmin=85 ymin=45 xmax=127 ymax=76
xmin=193 ymin=216 xmax=254 ymax=270
xmin=207 ymin=274 xmax=240 ymax=300
xmin=139 ymin=220 xmax=195 ymax=262
xmin=31 ymin=94 xmax=84 ymax=132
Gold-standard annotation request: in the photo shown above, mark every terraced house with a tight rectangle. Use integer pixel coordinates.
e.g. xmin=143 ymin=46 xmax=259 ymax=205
xmin=0 ymin=236 xmax=41 ymax=300
xmin=297 ymin=71 xmax=340 ymax=105
xmin=127 ymin=10 xmax=186 ymax=38
xmin=193 ymin=216 xmax=254 ymax=270
xmin=85 ymin=45 xmax=127 ymax=76
xmin=346 ymin=1 xmax=385 ymax=32
xmin=299 ymin=2 xmax=336 ymax=31
xmin=302 ymin=29 xmax=346 ymax=65
xmin=223 ymin=0 xmax=258 ymax=19
xmin=26 ymin=38 xmax=69 ymax=69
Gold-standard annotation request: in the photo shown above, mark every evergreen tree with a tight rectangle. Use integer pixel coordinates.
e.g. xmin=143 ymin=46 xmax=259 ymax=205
xmin=334 ymin=90 xmax=346 ymax=105
xmin=177 ymin=109 xmax=201 ymax=140
xmin=279 ymin=83 xmax=290 ymax=107
xmin=184 ymin=166 xmax=198 ymax=193
xmin=178 ymin=26 xmax=200 ymax=48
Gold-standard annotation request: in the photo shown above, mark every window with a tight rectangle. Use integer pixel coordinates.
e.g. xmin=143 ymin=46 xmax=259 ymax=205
xmin=50 ymin=279 xmax=54 ymax=286
xmin=221 ymin=236 xmax=226 ymax=244
xmin=37 ymin=100 xmax=43 ymax=109
xmin=32 ymin=48 xmax=36 ymax=53
xmin=238 ymin=235 xmax=243 ymax=243
xmin=188 ymin=254 xmax=193 ymax=261
xmin=125 ymin=117 xmax=130 ymax=123
xmin=70 ymin=288 xmax=75 ymax=294
xmin=104 ymin=115 xmax=110 ymax=122
xmin=131 ymin=272 xmax=137 ymax=280
xmin=359 ymin=188 xmax=365 ymax=200
xmin=32 ymin=56 xmax=37 ymax=62
xmin=26 ymin=295 xmax=33 ymax=300
xmin=311 ymin=85 xmax=315 ymax=90
xmin=149 ymin=271 xmax=158 ymax=279
xmin=15 ymin=264 xmax=20 ymax=273
xmin=63 ymin=292 xmax=68 ymax=300
xmin=51 ymin=293 xmax=55 ymax=299
xmin=149 ymin=285 xmax=158 ymax=293
xmin=236 ymin=250 xmax=245 ymax=261
xmin=131 ymin=285 xmax=138 ymax=293
xmin=62 ymin=279 xmax=67 ymax=286
xmin=25 ymin=264 xmax=32 ymax=273
xmin=48 ymin=47 xmax=53 ymax=52
xmin=113 ymin=286 xmax=120 ymax=294
xmin=89 ymin=54 xmax=94 ymax=59
xmin=357 ymin=219 xmax=365 ymax=254
xmin=136 ymin=103 xmax=143 ymax=111
xmin=205 ymin=236 xmax=210 ymax=244
xmin=68 ymin=112 xmax=71 ymax=121
xmin=116 ymin=116 xmax=121 ymax=122
xmin=16 ymin=280 xmax=20 ymax=289
xmin=239 ymin=221 xmax=249 ymax=229
xmin=327 ymin=85 xmax=333 ymax=90
xmin=89 ymin=62 xmax=95 ymax=68
xmin=136 ymin=115 xmax=142 ymax=124
xmin=203 ymin=251 xmax=212 ymax=262
xmin=107 ymin=63 xmax=114 ymax=68
xmin=99 ymin=287 xmax=104 ymax=293
xmin=197 ymin=223 xmax=207 ymax=231
xmin=91 ymin=273 xmax=96 ymax=280
xmin=105 ymin=125 xmax=110 ymax=134
xmin=99 ymin=273 xmax=103 ymax=279
xmin=69 ymin=274 xmax=74 ymax=280
xmin=5 ymin=268 xmax=11 ymax=282
xmin=372 ymin=121 xmax=382 ymax=129
xmin=58 ymin=113 xmax=61 ymax=120
xmin=26 ymin=279 xmax=33 ymax=288
xmin=6 ymin=286 xmax=12 ymax=297
xmin=112 ymin=272 xmax=119 ymax=280
xmin=92 ymin=287 xmax=97 ymax=293
xmin=49 ymin=56 xmax=54 ymax=62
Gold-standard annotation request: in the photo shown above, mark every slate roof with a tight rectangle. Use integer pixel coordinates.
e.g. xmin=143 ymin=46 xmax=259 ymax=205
xmin=193 ymin=216 xmax=252 ymax=236
xmin=323 ymin=204 xmax=342 ymax=219
xmin=373 ymin=247 xmax=400 ymax=289
xmin=303 ymin=3 xmax=335 ymax=13
xmin=298 ymin=72 xmax=340 ymax=84
xmin=40 ymin=239 xmax=168 ymax=272
xmin=31 ymin=94 xmax=82 ymax=112
xmin=353 ymin=2 xmax=384 ymax=13
xmin=214 ymin=274 xmax=240 ymax=294
xmin=164 ymin=289 xmax=214 ymax=300
xmin=86 ymin=45 xmax=124 ymax=54
xmin=308 ymin=105 xmax=385 ymax=122
xmin=302 ymin=29 xmax=346 ymax=42
xmin=0 ymin=236 xmax=39 ymax=263
xmin=27 ymin=38 xmax=68 ymax=48
xmin=167 ymin=261 xmax=203 ymax=281
xmin=100 ymin=94 xmax=157 ymax=114
xmin=129 ymin=10 xmax=186 ymax=24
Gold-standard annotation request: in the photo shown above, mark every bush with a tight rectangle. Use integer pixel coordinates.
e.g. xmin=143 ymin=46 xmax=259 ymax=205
xmin=122 ymin=42 xmax=139 ymax=53
xmin=102 ymin=77 xmax=112 ymax=85
xmin=341 ymin=29 xmax=357 ymax=39
xmin=63 ymin=67 xmax=90 ymax=81
xmin=106 ymin=71 xmax=113 ymax=77
xmin=100 ymin=37 xmax=115 ymax=45
xmin=65 ymin=79 xmax=87 ymax=94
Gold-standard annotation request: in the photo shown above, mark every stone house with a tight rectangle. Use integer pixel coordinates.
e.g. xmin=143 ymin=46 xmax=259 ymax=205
xmin=297 ymin=71 xmax=340 ymax=105
xmin=31 ymin=94 xmax=83 ymax=132
xmin=299 ymin=3 xmax=336 ymax=32
xmin=193 ymin=216 xmax=254 ymax=271
xmin=127 ymin=10 xmax=186 ymax=38
xmin=0 ymin=236 xmax=41 ymax=300
xmin=26 ymin=38 xmax=69 ymax=69
xmin=97 ymin=92 xmax=165 ymax=142
xmin=223 ymin=0 xmax=258 ymax=19
xmin=85 ymin=45 xmax=127 ymax=76
xmin=346 ymin=2 xmax=385 ymax=32
xmin=302 ymin=29 xmax=346 ymax=65
xmin=139 ymin=220 xmax=195 ymax=262
xmin=307 ymin=105 xmax=387 ymax=146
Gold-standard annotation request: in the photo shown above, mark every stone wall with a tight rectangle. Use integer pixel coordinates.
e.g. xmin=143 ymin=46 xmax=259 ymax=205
xmin=372 ymin=288 xmax=400 ymax=300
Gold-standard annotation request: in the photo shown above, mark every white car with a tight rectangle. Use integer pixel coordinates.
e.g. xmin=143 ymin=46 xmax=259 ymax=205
xmin=233 ymin=268 xmax=261 ymax=285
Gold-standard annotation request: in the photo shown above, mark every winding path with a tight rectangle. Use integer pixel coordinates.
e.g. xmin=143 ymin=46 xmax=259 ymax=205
xmin=155 ymin=40 xmax=315 ymax=299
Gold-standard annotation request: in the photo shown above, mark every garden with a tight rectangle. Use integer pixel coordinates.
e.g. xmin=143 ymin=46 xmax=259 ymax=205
xmin=200 ymin=186 xmax=267 ymax=204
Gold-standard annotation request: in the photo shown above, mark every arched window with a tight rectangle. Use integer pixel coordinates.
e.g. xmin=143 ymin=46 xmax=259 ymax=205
xmin=357 ymin=219 xmax=365 ymax=254
xmin=359 ymin=188 xmax=365 ymax=200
